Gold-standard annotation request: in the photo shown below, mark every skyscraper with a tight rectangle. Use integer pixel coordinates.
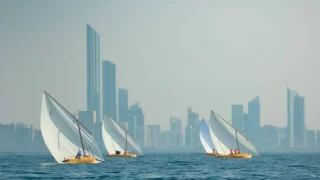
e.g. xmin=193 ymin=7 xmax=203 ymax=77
xmin=170 ymin=117 xmax=183 ymax=148
xmin=247 ymin=96 xmax=261 ymax=146
xmin=86 ymin=24 xmax=101 ymax=122
xmin=102 ymin=61 xmax=117 ymax=121
xmin=293 ymin=93 xmax=305 ymax=148
xmin=118 ymin=88 xmax=128 ymax=125
xmin=129 ymin=103 xmax=145 ymax=148
xmin=232 ymin=104 xmax=244 ymax=134
xmin=287 ymin=87 xmax=305 ymax=148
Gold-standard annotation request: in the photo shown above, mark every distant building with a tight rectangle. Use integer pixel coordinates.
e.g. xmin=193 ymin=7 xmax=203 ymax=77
xmin=0 ymin=123 xmax=16 ymax=151
xmin=147 ymin=125 xmax=161 ymax=149
xmin=78 ymin=111 xmax=96 ymax=134
xmin=170 ymin=117 xmax=183 ymax=148
xmin=118 ymin=88 xmax=129 ymax=126
xmin=129 ymin=103 xmax=145 ymax=148
xmin=287 ymin=87 xmax=305 ymax=148
xmin=261 ymin=125 xmax=278 ymax=150
xmin=185 ymin=108 xmax=200 ymax=150
xmin=160 ymin=131 xmax=172 ymax=149
xmin=128 ymin=114 xmax=137 ymax=139
xmin=102 ymin=61 xmax=117 ymax=121
xmin=232 ymin=104 xmax=244 ymax=134
xmin=16 ymin=123 xmax=33 ymax=151
xmin=185 ymin=125 xmax=192 ymax=149
xmin=86 ymin=24 xmax=101 ymax=122
xmin=306 ymin=129 xmax=316 ymax=149
xmin=247 ymin=96 xmax=261 ymax=147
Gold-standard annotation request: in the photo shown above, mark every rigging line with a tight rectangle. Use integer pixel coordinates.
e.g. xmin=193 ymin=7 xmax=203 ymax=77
xmin=211 ymin=110 xmax=249 ymax=141
xmin=105 ymin=114 xmax=137 ymax=141
xmin=44 ymin=91 xmax=93 ymax=135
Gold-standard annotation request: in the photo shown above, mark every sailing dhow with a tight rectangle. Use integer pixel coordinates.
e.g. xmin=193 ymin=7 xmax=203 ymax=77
xmin=101 ymin=115 xmax=143 ymax=158
xmin=40 ymin=91 xmax=104 ymax=164
xmin=209 ymin=110 xmax=258 ymax=158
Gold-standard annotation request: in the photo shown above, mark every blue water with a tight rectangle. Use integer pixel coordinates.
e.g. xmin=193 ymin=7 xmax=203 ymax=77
xmin=1 ymin=152 xmax=320 ymax=179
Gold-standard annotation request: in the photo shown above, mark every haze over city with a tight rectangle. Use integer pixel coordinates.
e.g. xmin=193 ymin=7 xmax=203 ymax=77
xmin=1 ymin=0 xmax=320 ymax=131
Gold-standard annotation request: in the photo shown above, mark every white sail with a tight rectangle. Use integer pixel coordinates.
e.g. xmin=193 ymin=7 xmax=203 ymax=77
xmin=210 ymin=111 xmax=258 ymax=155
xmin=200 ymin=119 xmax=230 ymax=155
xmin=199 ymin=120 xmax=215 ymax=153
xmin=40 ymin=91 xmax=104 ymax=163
xmin=101 ymin=115 xmax=144 ymax=155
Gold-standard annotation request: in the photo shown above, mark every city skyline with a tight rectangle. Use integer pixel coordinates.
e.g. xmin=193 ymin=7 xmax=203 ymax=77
xmin=1 ymin=1 xmax=320 ymax=131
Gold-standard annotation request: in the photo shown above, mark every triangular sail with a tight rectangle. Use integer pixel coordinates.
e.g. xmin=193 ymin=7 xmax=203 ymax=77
xmin=210 ymin=111 xmax=258 ymax=155
xmin=101 ymin=115 xmax=144 ymax=155
xmin=40 ymin=91 xmax=104 ymax=163
xmin=199 ymin=120 xmax=215 ymax=153
xmin=200 ymin=119 xmax=230 ymax=155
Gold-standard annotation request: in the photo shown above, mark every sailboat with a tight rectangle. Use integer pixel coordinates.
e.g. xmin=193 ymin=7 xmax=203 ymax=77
xmin=101 ymin=115 xmax=144 ymax=158
xmin=209 ymin=110 xmax=258 ymax=158
xmin=40 ymin=91 xmax=104 ymax=164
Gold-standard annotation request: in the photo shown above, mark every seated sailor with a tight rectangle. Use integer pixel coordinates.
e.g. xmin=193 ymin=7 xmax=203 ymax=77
xmin=115 ymin=150 xmax=121 ymax=155
xmin=75 ymin=149 xmax=82 ymax=159
xmin=124 ymin=150 xmax=128 ymax=155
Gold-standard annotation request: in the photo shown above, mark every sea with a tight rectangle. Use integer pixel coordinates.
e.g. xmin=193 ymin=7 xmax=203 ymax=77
xmin=0 ymin=151 xmax=320 ymax=179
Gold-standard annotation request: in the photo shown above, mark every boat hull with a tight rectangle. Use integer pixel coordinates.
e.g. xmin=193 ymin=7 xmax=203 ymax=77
xmin=205 ymin=152 xmax=217 ymax=156
xmin=108 ymin=153 xmax=137 ymax=158
xmin=216 ymin=154 xmax=252 ymax=158
xmin=62 ymin=156 xmax=98 ymax=164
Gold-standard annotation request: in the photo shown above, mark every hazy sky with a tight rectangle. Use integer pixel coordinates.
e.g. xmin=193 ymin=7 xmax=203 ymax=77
xmin=1 ymin=0 xmax=320 ymax=130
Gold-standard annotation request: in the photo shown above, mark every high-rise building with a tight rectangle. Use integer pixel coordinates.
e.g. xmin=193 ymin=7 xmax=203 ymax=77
xmin=102 ymin=61 xmax=117 ymax=121
xmin=306 ymin=129 xmax=316 ymax=148
xmin=293 ymin=94 xmax=305 ymax=148
xmin=0 ymin=123 xmax=16 ymax=151
xmin=247 ymin=96 xmax=261 ymax=146
xmin=185 ymin=126 xmax=192 ymax=149
xmin=232 ymin=104 xmax=244 ymax=134
xmin=185 ymin=108 xmax=200 ymax=150
xmin=128 ymin=114 xmax=137 ymax=139
xmin=129 ymin=103 xmax=145 ymax=148
xmin=287 ymin=87 xmax=305 ymax=148
xmin=147 ymin=125 xmax=161 ymax=149
xmin=160 ymin=131 xmax=172 ymax=149
xmin=78 ymin=111 xmax=96 ymax=134
xmin=261 ymin=125 xmax=278 ymax=150
xmin=170 ymin=117 xmax=183 ymax=148
xmin=86 ymin=24 xmax=101 ymax=122
xmin=187 ymin=108 xmax=199 ymax=126
xmin=118 ymin=88 xmax=128 ymax=125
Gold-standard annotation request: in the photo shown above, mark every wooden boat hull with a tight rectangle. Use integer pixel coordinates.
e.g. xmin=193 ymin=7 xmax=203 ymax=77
xmin=62 ymin=156 xmax=98 ymax=164
xmin=216 ymin=154 xmax=251 ymax=158
xmin=108 ymin=153 xmax=137 ymax=158
xmin=205 ymin=152 xmax=217 ymax=156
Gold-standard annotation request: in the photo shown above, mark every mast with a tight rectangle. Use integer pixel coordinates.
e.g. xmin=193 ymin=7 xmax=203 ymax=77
xmin=235 ymin=130 xmax=240 ymax=151
xmin=212 ymin=110 xmax=243 ymax=150
xmin=126 ymin=131 xmax=128 ymax=151
xmin=77 ymin=119 xmax=86 ymax=156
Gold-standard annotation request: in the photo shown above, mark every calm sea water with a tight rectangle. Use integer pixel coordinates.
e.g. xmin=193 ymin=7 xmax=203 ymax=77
xmin=0 ymin=152 xmax=320 ymax=179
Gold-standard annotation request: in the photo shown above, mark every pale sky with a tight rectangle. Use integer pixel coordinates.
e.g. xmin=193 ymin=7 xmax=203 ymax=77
xmin=1 ymin=0 xmax=320 ymax=130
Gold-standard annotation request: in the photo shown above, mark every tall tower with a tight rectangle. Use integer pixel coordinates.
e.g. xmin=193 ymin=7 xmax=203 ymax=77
xmin=118 ymin=88 xmax=129 ymax=125
xmin=232 ymin=104 xmax=244 ymax=134
xmin=102 ymin=61 xmax=117 ymax=121
xmin=287 ymin=87 xmax=305 ymax=148
xmin=86 ymin=24 xmax=100 ymax=122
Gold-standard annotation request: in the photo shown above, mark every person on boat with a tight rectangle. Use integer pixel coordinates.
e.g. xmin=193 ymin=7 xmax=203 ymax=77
xmin=235 ymin=149 xmax=239 ymax=154
xmin=75 ymin=149 xmax=82 ymax=159
xmin=124 ymin=150 xmax=128 ymax=155
xmin=230 ymin=149 xmax=234 ymax=155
